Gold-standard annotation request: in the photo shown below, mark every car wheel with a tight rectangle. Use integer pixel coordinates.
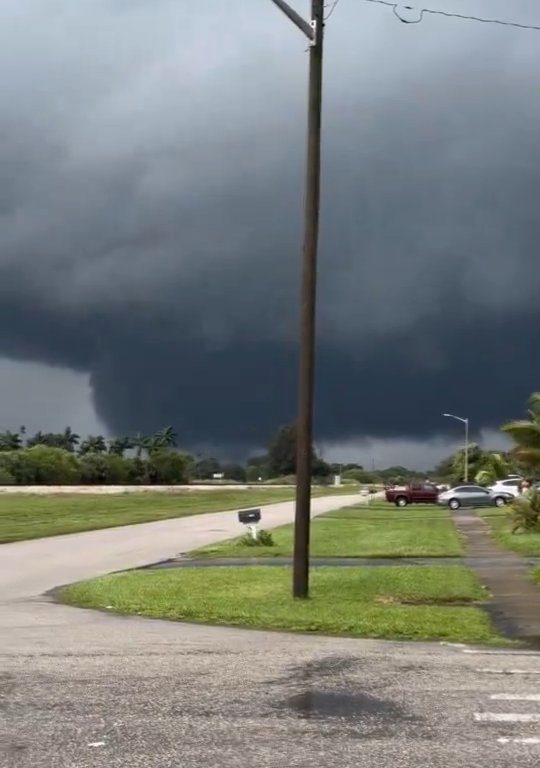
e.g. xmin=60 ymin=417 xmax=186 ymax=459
xmin=494 ymin=496 xmax=506 ymax=508
xmin=449 ymin=498 xmax=461 ymax=510
xmin=395 ymin=497 xmax=408 ymax=507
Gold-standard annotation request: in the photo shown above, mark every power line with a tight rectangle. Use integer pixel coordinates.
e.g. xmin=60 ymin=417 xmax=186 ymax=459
xmin=324 ymin=0 xmax=342 ymax=21
xmin=361 ymin=0 xmax=540 ymax=31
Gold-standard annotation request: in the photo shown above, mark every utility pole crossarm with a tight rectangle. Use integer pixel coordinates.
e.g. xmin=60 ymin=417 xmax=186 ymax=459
xmin=268 ymin=0 xmax=315 ymax=41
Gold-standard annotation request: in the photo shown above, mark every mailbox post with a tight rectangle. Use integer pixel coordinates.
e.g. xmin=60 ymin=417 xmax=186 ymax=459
xmin=238 ymin=508 xmax=262 ymax=541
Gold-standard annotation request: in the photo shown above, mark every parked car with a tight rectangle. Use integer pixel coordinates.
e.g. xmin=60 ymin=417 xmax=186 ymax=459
xmin=437 ymin=485 xmax=514 ymax=510
xmin=488 ymin=478 xmax=522 ymax=499
xmin=385 ymin=482 xmax=439 ymax=507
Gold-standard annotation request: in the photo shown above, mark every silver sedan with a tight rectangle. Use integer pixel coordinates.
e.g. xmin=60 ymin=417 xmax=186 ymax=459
xmin=437 ymin=484 xmax=513 ymax=510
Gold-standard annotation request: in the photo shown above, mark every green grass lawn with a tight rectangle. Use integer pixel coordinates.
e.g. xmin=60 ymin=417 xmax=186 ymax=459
xmin=60 ymin=565 xmax=504 ymax=644
xmin=0 ymin=488 xmax=331 ymax=543
xmin=480 ymin=510 xmax=540 ymax=556
xmin=532 ymin=569 xmax=540 ymax=585
xmin=195 ymin=503 xmax=464 ymax=559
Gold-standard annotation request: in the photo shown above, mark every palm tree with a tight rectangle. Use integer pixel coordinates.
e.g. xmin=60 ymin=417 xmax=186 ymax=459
xmin=79 ymin=435 xmax=107 ymax=455
xmin=475 ymin=452 xmax=510 ymax=486
xmin=502 ymin=392 xmax=540 ymax=469
xmin=26 ymin=430 xmax=48 ymax=448
xmin=0 ymin=430 xmax=22 ymax=451
xmin=108 ymin=437 xmax=133 ymax=457
xmin=61 ymin=427 xmax=80 ymax=452
xmin=149 ymin=426 xmax=178 ymax=453
xmin=132 ymin=432 xmax=151 ymax=459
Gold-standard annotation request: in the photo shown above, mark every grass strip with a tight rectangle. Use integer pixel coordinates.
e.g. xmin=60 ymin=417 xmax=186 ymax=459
xmin=480 ymin=510 xmax=540 ymax=556
xmin=0 ymin=488 xmax=319 ymax=543
xmin=195 ymin=503 xmax=464 ymax=559
xmin=60 ymin=565 xmax=504 ymax=644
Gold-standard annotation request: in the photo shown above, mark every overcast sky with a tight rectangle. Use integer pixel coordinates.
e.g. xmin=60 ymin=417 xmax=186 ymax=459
xmin=0 ymin=1 xmax=539 ymax=467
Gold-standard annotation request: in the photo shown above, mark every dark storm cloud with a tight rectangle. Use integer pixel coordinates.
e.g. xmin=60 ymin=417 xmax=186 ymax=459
xmin=1 ymin=0 xmax=540 ymax=450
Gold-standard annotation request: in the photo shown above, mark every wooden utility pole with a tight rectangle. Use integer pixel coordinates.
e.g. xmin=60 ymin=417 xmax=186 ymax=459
xmin=268 ymin=0 xmax=325 ymax=599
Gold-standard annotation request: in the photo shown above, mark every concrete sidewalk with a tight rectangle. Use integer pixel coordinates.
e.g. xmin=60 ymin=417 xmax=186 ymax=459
xmin=0 ymin=493 xmax=363 ymax=601
xmin=452 ymin=509 xmax=540 ymax=642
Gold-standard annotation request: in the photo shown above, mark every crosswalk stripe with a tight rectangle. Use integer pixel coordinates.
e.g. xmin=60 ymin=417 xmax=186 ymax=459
xmin=474 ymin=713 xmax=540 ymax=723
xmin=490 ymin=694 xmax=540 ymax=701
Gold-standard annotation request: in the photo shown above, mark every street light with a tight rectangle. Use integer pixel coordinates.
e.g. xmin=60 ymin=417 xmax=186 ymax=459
xmin=442 ymin=413 xmax=469 ymax=482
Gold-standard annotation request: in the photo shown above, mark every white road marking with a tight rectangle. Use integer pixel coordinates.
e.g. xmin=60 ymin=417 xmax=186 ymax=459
xmin=88 ymin=742 xmax=106 ymax=748
xmin=498 ymin=738 xmax=540 ymax=745
xmin=474 ymin=713 xmax=540 ymax=723
xmin=477 ymin=669 xmax=540 ymax=675
xmin=491 ymin=694 xmax=540 ymax=701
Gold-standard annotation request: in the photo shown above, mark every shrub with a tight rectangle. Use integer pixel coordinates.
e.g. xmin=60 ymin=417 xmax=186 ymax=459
xmin=508 ymin=489 xmax=540 ymax=534
xmin=79 ymin=454 xmax=132 ymax=484
xmin=342 ymin=468 xmax=376 ymax=483
xmin=146 ymin=451 xmax=192 ymax=484
xmin=2 ymin=446 xmax=81 ymax=485
xmin=0 ymin=466 xmax=15 ymax=484
xmin=239 ymin=529 xmax=274 ymax=547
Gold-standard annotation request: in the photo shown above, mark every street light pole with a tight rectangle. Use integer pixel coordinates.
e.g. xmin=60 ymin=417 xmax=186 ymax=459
xmin=268 ymin=0 xmax=325 ymax=599
xmin=442 ymin=413 xmax=469 ymax=483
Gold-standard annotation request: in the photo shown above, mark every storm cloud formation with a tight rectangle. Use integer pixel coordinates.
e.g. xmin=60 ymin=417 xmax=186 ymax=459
xmin=1 ymin=0 xmax=540 ymax=452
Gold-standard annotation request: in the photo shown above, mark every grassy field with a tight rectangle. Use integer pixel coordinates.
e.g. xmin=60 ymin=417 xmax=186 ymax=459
xmin=0 ymin=488 xmax=339 ymax=544
xmin=60 ymin=565 xmax=504 ymax=644
xmin=195 ymin=502 xmax=464 ymax=559
xmin=480 ymin=510 xmax=540 ymax=556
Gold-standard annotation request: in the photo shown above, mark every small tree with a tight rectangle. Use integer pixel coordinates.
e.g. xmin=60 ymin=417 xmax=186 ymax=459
xmin=79 ymin=435 xmax=107 ymax=455
xmin=508 ymin=488 xmax=540 ymax=534
xmin=0 ymin=431 xmax=22 ymax=452
xmin=146 ymin=451 xmax=192 ymax=484
xmin=267 ymin=424 xmax=325 ymax=478
xmin=79 ymin=454 xmax=131 ymax=484
xmin=267 ymin=425 xmax=297 ymax=477
xmin=194 ymin=457 xmax=222 ymax=480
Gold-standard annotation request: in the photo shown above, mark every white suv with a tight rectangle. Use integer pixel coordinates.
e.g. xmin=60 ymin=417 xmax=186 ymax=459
xmin=488 ymin=478 xmax=522 ymax=498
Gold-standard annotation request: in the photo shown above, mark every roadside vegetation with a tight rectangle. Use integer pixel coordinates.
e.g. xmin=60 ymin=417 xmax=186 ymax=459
xmin=480 ymin=508 xmax=540 ymax=556
xmin=60 ymin=565 xmax=505 ymax=644
xmin=477 ymin=392 xmax=540 ymax=555
xmin=195 ymin=502 xmax=464 ymax=559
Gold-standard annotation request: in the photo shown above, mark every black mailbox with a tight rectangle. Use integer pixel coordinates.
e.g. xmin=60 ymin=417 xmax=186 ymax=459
xmin=238 ymin=508 xmax=261 ymax=525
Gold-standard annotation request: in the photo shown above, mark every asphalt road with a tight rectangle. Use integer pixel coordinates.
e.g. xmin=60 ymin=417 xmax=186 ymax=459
xmin=1 ymin=493 xmax=540 ymax=767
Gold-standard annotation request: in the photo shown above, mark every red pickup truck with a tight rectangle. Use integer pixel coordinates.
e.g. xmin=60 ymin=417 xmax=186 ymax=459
xmin=385 ymin=483 xmax=439 ymax=507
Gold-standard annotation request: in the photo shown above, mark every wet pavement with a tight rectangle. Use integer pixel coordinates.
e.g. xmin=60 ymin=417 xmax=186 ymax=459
xmin=3 ymin=498 xmax=540 ymax=766
xmin=451 ymin=510 xmax=540 ymax=644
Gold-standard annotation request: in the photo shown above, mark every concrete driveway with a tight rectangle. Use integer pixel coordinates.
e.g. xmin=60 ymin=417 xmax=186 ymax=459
xmin=1 ymin=493 xmax=540 ymax=767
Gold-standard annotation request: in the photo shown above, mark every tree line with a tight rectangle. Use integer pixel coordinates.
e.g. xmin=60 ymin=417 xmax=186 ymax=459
xmin=1 ymin=391 xmax=537 ymax=487
xmin=0 ymin=426 xmax=193 ymax=486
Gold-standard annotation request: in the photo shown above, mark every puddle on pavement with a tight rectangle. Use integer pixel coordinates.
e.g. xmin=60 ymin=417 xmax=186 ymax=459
xmin=280 ymin=690 xmax=406 ymax=721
